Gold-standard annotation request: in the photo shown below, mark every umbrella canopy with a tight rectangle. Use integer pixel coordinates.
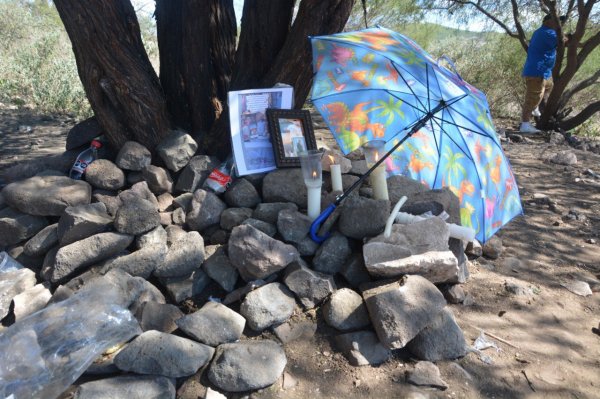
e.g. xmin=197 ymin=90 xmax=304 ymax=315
xmin=310 ymin=27 xmax=522 ymax=243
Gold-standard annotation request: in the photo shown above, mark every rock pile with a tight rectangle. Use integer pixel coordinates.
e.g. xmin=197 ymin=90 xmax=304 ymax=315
xmin=0 ymin=130 xmax=475 ymax=397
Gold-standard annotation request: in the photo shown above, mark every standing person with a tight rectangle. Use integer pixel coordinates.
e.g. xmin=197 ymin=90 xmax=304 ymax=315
xmin=519 ymin=14 xmax=566 ymax=134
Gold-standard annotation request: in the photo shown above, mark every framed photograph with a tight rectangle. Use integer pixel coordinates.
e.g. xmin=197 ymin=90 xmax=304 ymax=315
xmin=228 ymin=86 xmax=293 ymax=176
xmin=266 ymin=109 xmax=317 ymax=168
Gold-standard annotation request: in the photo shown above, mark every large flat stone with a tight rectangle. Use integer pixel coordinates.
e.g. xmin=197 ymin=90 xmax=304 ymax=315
xmin=57 ymin=203 xmax=113 ymax=246
xmin=74 ymin=375 xmax=176 ymax=399
xmin=114 ymin=330 xmax=214 ymax=378
xmin=362 ymin=276 xmax=446 ymax=349
xmin=177 ymin=301 xmax=246 ymax=346
xmin=51 ymin=232 xmax=134 ymax=282
xmin=363 ymin=244 xmax=459 ymax=283
xmin=0 ymin=207 xmax=48 ymax=246
xmin=2 ymin=175 xmax=91 ymax=216
xmin=407 ymin=308 xmax=467 ymax=361
xmin=208 ymin=340 xmax=287 ymax=392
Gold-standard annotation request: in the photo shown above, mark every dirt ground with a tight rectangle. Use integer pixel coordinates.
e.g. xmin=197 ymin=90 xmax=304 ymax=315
xmin=1 ymin=106 xmax=599 ymax=399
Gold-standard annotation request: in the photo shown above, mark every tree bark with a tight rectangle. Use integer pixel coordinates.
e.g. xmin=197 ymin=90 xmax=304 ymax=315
xmin=203 ymin=0 xmax=356 ymax=158
xmin=54 ymin=0 xmax=170 ymax=149
xmin=156 ymin=0 xmax=236 ymax=137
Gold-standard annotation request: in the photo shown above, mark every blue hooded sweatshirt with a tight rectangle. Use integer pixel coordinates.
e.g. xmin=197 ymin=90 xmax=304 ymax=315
xmin=522 ymin=25 xmax=558 ymax=79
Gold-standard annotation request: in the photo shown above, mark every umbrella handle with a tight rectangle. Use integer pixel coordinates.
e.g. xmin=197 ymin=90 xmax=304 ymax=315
xmin=309 ymin=203 xmax=337 ymax=243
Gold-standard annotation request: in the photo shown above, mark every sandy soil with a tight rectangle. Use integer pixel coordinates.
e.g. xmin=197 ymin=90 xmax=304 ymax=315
xmin=1 ymin=107 xmax=599 ymax=399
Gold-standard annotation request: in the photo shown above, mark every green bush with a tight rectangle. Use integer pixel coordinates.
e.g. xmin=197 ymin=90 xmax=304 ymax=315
xmin=0 ymin=1 xmax=91 ymax=117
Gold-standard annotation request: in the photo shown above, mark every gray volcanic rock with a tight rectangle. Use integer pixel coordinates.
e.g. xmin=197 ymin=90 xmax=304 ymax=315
xmin=175 ymin=155 xmax=220 ymax=193
xmin=407 ymin=308 xmax=467 ymax=361
xmin=114 ymin=197 xmax=161 ymax=235
xmin=57 ymin=203 xmax=113 ymax=246
xmin=84 ymin=159 xmax=126 ymax=190
xmin=277 ymin=209 xmax=312 ymax=244
xmin=2 ymin=175 xmax=91 ymax=216
xmin=363 ymin=243 xmax=459 ymax=284
xmin=177 ymin=301 xmax=246 ymax=346
xmin=202 ymin=245 xmax=238 ymax=292
xmin=208 ymin=340 xmax=287 ymax=392
xmin=240 ymin=282 xmax=296 ymax=331
xmin=262 ymin=169 xmax=307 ymax=207
xmin=114 ymin=330 xmax=214 ymax=378
xmin=142 ymin=165 xmax=174 ymax=195
xmin=186 ymin=189 xmax=227 ymax=232
xmin=156 ymin=130 xmax=198 ymax=172
xmin=336 ymin=331 xmax=391 ymax=366
xmin=220 ymin=207 xmax=253 ymax=231
xmin=139 ymin=301 xmax=184 ymax=333
xmin=283 ymin=261 xmax=335 ymax=309
xmin=0 ymin=207 xmax=48 ymax=246
xmin=322 ymin=288 xmax=371 ymax=331
xmin=115 ymin=141 xmax=152 ymax=171
xmin=51 ymin=232 xmax=134 ymax=282
xmin=312 ymin=234 xmax=352 ymax=275
xmin=228 ymin=224 xmax=299 ymax=281
xmin=406 ymin=361 xmax=448 ymax=390
xmin=362 ymin=275 xmax=446 ymax=349
xmin=23 ymin=223 xmax=59 ymax=257
xmin=224 ymin=178 xmax=261 ymax=208
xmin=253 ymin=202 xmax=298 ymax=225
xmin=74 ymin=375 xmax=176 ymax=399
xmin=154 ymin=231 xmax=205 ymax=278
xmin=338 ymin=196 xmax=389 ymax=239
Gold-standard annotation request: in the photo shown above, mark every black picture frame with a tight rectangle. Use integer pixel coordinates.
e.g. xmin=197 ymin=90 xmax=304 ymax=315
xmin=266 ymin=109 xmax=317 ymax=168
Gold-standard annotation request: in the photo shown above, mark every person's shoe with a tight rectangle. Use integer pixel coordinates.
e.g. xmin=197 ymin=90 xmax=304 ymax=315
xmin=532 ymin=107 xmax=541 ymax=117
xmin=519 ymin=122 xmax=541 ymax=134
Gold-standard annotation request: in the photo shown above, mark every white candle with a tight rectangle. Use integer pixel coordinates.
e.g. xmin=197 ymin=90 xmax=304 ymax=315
xmin=305 ymin=171 xmax=322 ymax=220
xmin=370 ymin=164 xmax=389 ymax=200
xmin=330 ymin=163 xmax=343 ymax=192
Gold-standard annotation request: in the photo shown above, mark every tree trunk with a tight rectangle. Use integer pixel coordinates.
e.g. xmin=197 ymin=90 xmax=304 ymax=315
xmin=203 ymin=0 xmax=356 ymax=158
xmin=156 ymin=0 xmax=236 ymax=137
xmin=54 ymin=0 xmax=170 ymax=149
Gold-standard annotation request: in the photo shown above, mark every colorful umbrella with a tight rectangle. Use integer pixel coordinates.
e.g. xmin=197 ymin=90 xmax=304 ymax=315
xmin=310 ymin=27 xmax=522 ymax=243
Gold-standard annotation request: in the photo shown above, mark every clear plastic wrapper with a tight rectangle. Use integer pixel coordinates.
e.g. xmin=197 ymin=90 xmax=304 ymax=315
xmin=0 ymin=252 xmax=23 ymax=274
xmin=0 ymin=284 xmax=142 ymax=399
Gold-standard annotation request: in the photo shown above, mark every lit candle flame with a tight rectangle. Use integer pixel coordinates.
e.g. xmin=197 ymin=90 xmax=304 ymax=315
xmin=374 ymin=151 xmax=379 ymax=162
xmin=312 ymin=170 xmax=317 ymax=179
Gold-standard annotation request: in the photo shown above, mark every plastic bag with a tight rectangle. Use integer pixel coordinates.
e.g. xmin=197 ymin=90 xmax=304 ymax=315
xmin=0 ymin=252 xmax=23 ymax=274
xmin=0 ymin=284 xmax=142 ymax=399
xmin=468 ymin=331 xmax=501 ymax=365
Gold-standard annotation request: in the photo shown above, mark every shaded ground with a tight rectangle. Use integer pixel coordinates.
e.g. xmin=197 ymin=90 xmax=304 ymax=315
xmin=1 ymin=106 xmax=599 ymax=398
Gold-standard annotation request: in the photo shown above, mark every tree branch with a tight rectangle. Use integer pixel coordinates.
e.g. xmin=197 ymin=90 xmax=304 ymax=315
xmin=453 ymin=0 xmax=520 ymax=38
xmin=561 ymin=100 xmax=600 ymax=131
xmin=511 ymin=0 xmax=529 ymax=51
xmin=560 ymin=68 xmax=600 ymax=108
xmin=578 ymin=29 xmax=600 ymax=66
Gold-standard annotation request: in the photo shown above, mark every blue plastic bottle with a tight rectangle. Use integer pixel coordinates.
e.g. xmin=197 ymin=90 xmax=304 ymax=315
xmin=69 ymin=139 xmax=102 ymax=180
